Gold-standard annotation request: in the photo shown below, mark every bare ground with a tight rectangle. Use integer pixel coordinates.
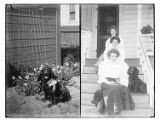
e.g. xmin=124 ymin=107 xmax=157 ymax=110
xmin=6 ymin=76 xmax=80 ymax=118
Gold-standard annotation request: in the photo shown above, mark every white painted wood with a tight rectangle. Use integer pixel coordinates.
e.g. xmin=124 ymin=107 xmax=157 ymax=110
xmin=60 ymin=5 xmax=79 ymax=26
xmin=141 ymin=4 xmax=153 ymax=29
xmin=119 ymin=5 xmax=138 ymax=58
xmin=91 ymin=5 xmax=98 ymax=58
xmin=81 ymin=105 xmax=153 ymax=117
xmin=137 ymin=33 xmax=154 ymax=107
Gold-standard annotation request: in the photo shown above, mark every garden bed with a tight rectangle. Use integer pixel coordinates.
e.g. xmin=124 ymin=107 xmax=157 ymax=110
xmin=6 ymin=76 xmax=80 ymax=118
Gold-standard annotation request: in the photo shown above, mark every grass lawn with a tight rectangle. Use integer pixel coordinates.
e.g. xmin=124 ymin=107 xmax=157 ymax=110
xmin=6 ymin=76 xmax=80 ymax=118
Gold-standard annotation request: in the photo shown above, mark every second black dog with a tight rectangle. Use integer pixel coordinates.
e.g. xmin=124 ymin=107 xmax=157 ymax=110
xmin=127 ymin=66 xmax=147 ymax=93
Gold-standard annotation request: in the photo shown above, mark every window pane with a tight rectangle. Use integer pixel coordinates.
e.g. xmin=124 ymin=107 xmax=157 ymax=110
xmin=69 ymin=5 xmax=75 ymax=20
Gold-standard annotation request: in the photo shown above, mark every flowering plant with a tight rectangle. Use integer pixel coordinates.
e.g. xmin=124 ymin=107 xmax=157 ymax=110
xmin=63 ymin=54 xmax=75 ymax=67
xmin=63 ymin=54 xmax=80 ymax=76
xmin=70 ymin=62 xmax=80 ymax=76
xmin=52 ymin=65 xmax=74 ymax=85
xmin=15 ymin=72 xmax=41 ymax=96
xmin=8 ymin=59 xmax=79 ymax=96
xmin=11 ymin=62 xmax=41 ymax=96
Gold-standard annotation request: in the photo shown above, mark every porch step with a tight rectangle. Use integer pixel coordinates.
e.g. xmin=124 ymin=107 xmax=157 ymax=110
xmin=83 ymin=66 xmax=143 ymax=74
xmin=81 ymin=58 xmax=153 ymax=117
xmin=81 ymin=93 xmax=150 ymax=106
xmin=82 ymin=73 xmax=144 ymax=83
xmin=81 ymin=105 xmax=153 ymax=118
xmin=85 ymin=58 xmax=140 ymax=67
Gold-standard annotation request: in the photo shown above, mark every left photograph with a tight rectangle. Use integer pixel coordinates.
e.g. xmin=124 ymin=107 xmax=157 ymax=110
xmin=5 ymin=4 xmax=80 ymax=117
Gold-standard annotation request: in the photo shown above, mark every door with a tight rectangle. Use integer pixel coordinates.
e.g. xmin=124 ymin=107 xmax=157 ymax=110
xmin=97 ymin=5 xmax=119 ymax=57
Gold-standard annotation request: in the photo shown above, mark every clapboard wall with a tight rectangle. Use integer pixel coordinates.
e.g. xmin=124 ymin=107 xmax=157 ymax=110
xmin=5 ymin=5 xmax=60 ymax=66
xmin=119 ymin=4 xmax=154 ymax=58
xmin=119 ymin=4 xmax=138 ymax=58
xmin=60 ymin=26 xmax=79 ymax=47
xmin=141 ymin=4 xmax=154 ymax=28
xmin=141 ymin=5 xmax=154 ymax=52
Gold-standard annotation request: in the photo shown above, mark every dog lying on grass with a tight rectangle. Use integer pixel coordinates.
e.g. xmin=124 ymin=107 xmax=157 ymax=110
xmin=127 ymin=66 xmax=147 ymax=93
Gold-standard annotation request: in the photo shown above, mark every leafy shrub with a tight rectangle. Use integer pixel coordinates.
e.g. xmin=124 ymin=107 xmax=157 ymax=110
xmin=63 ymin=54 xmax=75 ymax=66
xmin=7 ymin=59 xmax=80 ymax=96
xmin=61 ymin=47 xmax=80 ymax=65
xmin=52 ymin=65 xmax=74 ymax=85
xmin=15 ymin=74 xmax=40 ymax=96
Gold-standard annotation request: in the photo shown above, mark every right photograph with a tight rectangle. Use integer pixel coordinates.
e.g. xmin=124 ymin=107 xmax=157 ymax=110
xmin=81 ymin=4 xmax=154 ymax=117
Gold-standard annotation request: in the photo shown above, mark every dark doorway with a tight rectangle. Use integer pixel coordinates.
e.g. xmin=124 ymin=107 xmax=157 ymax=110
xmin=97 ymin=5 xmax=119 ymax=57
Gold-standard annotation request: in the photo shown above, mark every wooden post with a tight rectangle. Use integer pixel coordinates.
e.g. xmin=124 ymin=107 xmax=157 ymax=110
xmin=137 ymin=5 xmax=142 ymax=58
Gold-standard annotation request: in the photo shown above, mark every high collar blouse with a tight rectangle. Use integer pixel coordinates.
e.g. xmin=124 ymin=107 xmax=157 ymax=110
xmin=98 ymin=60 xmax=122 ymax=84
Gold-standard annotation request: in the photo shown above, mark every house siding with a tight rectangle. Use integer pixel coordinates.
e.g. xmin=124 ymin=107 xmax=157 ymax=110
xmin=141 ymin=4 xmax=154 ymax=27
xmin=119 ymin=4 xmax=138 ymax=58
xmin=119 ymin=4 xmax=154 ymax=58
xmin=60 ymin=5 xmax=80 ymax=48
xmin=60 ymin=26 xmax=79 ymax=47
xmin=141 ymin=5 xmax=154 ymax=52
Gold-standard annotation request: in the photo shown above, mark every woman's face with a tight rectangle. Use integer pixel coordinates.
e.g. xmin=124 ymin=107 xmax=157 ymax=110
xmin=111 ymin=39 xmax=119 ymax=48
xmin=109 ymin=53 xmax=118 ymax=62
xmin=110 ymin=29 xmax=116 ymax=36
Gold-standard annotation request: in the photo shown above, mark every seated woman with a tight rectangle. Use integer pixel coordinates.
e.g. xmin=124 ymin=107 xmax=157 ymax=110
xmin=104 ymin=36 xmax=125 ymax=61
xmin=96 ymin=49 xmax=135 ymax=115
xmin=101 ymin=36 xmax=129 ymax=86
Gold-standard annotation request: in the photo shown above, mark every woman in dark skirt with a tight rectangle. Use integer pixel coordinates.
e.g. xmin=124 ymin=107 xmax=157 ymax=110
xmin=95 ymin=49 xmax=135 ymax=115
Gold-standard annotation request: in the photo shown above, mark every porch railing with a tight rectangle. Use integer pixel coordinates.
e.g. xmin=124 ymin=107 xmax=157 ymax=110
xmin=137 ymin=32 xmax=154 ymax=107
xmin=81 ymin=30 xmax=88 ymax=72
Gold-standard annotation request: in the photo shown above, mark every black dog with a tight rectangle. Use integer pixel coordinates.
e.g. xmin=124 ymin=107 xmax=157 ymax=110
xmin=127 ymin=66 xmax=147 ymax=93
xmin=43 ymin=79 xmax=71 ymax=108
xmin=37 ymin=66 xmax=55 ymax=91
xmin=38 ymin=67 xmax=71 ymax=107
xmin=91 ymin=90 xmax=103 ymax=106
xmin=37 ymin=67 xmax=56 ymax=101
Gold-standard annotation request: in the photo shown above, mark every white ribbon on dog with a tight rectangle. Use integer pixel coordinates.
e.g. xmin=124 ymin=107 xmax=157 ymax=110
xmin=47 ymin=79 xmax=57 ymax=90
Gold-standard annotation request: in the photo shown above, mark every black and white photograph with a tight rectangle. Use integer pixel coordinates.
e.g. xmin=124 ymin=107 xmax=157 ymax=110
xmin=3 ymin=1 xmax=159 ymax=119
xmin=5 ymin=4 xmax=80 ymax=117
xmin=81 ymin=4 xmax=154 ymax=117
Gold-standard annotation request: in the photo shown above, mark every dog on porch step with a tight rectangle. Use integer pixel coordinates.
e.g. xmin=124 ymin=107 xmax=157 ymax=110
xmin=127 ymin=66 xmax=147 ymax=93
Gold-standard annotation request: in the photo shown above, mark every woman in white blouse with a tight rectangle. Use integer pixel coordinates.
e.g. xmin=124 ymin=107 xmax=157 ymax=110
xmin=96 ymin=49 xmax=135 ymax=115
xmin=96 ymin=27 xmax=128 ymax=87
xmin=103 ymin=36 xmax=129 ymax=86
xmin=96 ymin=26 xmax=120 ymax=65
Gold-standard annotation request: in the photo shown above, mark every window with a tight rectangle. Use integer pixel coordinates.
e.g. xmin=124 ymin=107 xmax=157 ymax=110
xmin=69 ymin=4 xmax=76 ymax=21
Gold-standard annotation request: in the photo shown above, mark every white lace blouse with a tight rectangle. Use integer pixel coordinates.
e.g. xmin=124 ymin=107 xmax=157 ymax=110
xmin=98 ymin=60 xmax=122 ymax=84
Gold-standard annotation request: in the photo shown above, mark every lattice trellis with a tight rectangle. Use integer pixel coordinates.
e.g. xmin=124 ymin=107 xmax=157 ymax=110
xmin=6 ymin=5 xmax=59 ymax=66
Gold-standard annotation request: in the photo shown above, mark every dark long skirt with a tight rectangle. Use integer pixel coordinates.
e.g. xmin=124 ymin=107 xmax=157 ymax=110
xmin=97 ymin=82 xmax=135 ymax=114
